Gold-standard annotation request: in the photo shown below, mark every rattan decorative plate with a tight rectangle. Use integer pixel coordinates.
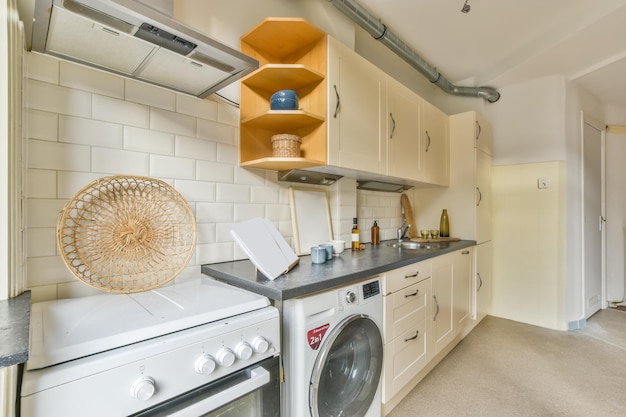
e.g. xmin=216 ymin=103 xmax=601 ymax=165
xmin=57 ymin=176 xmax=196 ymax=293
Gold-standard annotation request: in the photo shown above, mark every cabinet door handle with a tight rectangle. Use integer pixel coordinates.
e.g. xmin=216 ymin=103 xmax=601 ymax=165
xmin=433 ymin=295 xmax=440 ymax=321
xmin=404 ymin=289 xmax=419 ymax=298
xmin=404 ymin=330 xmax=419 ymax=342
xmin=476 ymin=187 xmax=482 ymax=207
xmin=477 ymin=272 xmax=483 ymax=292
xmin=476 ymin=120 xmax=482 ymax=141
xmin=425 ymin=130 xmax=431 ymax=152
xmin=390 ymin=112 xmax=396 ymax=138
xmin=333 ymin=84 xmax=340 ymax=118
xmin=404 ymin=271 xmax=419 ymax=278
xmin=462 ymin=250 xmax=470 ymax=255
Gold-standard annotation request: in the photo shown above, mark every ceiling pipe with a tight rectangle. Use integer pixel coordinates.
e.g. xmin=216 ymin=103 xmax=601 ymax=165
xmin=328 ymin=0 xmax=501 ymax=103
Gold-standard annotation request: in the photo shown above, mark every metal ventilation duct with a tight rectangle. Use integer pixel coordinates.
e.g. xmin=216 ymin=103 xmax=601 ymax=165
xmin=328 ymin=0 xmax=501 ymax=103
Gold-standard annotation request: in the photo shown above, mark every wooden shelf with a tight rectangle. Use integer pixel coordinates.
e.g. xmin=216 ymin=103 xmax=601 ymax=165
xmin=242 ymin=110 xmax=324 ymax=131
xmin=242 ymin=64 xmax=324 ymax=92
xmin=241 ymin=18 xmax=326 ymax=60
xmin=240 ymin=157 xmax=326 ymax=171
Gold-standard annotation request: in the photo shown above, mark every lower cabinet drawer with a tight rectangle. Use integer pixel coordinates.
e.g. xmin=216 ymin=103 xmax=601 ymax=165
xmin=382 ymin=318 xmax=429 ymax=402
xmin=383 ymin=278 xmax=430 ymax=343
xmin=383 ymin=260 xmax=432 ymax=295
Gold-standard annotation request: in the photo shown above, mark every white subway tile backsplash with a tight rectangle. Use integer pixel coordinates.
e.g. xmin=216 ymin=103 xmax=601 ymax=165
xmin=124 ymin=126 xmax=175 ymax=155
xmin=57 ymin=281 xmax=103 ymax=300
xmin=92 ymin=147 xmax=149 ymax=176
xmin=27 ymin=199 xmax=67 ymax=228
xmin=265 ymin=204 xmax=291 ymax=222
xmin=174 ymin=180 xmax=215 ymax=202
xmin=59 ymin=62 xmax=124 ymax=98
xmin=59 ymin=115 xmax=123 ymax=148
xmin=234 ymin=166 xmax=266 ymax=186
xmin=150 ymin=155 xmax=195 ymax=179
xmin=150 ymin=108 xmax=196 ymax=136
xmin=216 ymin=183 xmax=250 ymax=203
xmin=93 ymin=95 xmax=150 ymax=128
xmin=196 ymin=203 xmax=234 ymax=223
xmin=28 ymin=110 xmax=58 ymax=141
xmin=176 ymin=94 xmax=218 ymax=120
xmin=196 ymin=223 xmax=216 ymax=244
xmin=28 ymin=80 xmax=92 ymax=118
xmin=196 ymin=161 xmax=234 ymax=183
xmin=218 ymin=102 xmax=238 ymax=126
xmin=57 ymin=172 xmax=104 ymax=199
xmin=176 ymin=136 xmax=217 ymax=161
xmin=215 ymin=223 xmax=235 ymax=243
xmin=196 ymin=242 xmax=234 ymax=264
xmin=197 ymin=119 xmax=234 ymax=144
xmin=234 ymin=204 xmax=265 ymax=222
xmin=26 ymin=255 xmax=76 ymax=287
xmin=29 ymin=285 xmax=58 ymax=304
xmin=250 ymin=185 xmax=280 ymax=204
xmin=27 ymin=169 xmax=57 ymax=198
xmin=125 ymin=79 xmax=176 ymax=111
xmin=217 ymin=143 xmax=238 ymax=165
xmin=26 ymin=53 xmax=59 ymax=84
xmin=29 ymin=140 xmax=91 ymax=172
xmin=27 ymin=228 xmax=57 ymax=257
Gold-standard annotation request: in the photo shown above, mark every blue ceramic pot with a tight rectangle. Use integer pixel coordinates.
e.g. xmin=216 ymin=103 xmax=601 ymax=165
xmin=270 ymin=90 xmax=299 ymax=110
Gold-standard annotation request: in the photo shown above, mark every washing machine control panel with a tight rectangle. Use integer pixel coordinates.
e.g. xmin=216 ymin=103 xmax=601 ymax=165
xmin=339 ymin=278 xmax=381 ymax=310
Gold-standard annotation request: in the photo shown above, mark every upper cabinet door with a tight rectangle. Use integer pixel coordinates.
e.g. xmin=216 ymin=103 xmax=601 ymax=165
xmin=421 ymin=101 xmax=450 ymax=186
xmin=475 ymin=149 xmax=492 ymax=243
xmin=386 ymin=77 xmax=422 ymax=181
xmin=474 ymin=111 xmax=492 ymax=155
xmin=327 ymin=38 xmax=386 ymax=174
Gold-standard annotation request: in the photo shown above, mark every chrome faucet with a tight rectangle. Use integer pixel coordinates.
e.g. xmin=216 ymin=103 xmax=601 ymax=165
xmin=397 ymin=220 xmax=411 ymax=241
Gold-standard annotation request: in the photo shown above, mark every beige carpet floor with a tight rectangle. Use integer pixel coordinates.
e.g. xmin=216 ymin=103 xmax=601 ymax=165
xmin=388 ymin=309 xmax=626 ymax=417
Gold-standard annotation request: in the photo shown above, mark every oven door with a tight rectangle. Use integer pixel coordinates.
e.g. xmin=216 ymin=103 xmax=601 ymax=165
xmin=130 ymin=356 xmax=280 ymax=417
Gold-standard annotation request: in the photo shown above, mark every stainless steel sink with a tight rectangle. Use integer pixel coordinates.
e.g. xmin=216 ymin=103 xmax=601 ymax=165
xmin=383 ymin=241 xmax=449 ymax=250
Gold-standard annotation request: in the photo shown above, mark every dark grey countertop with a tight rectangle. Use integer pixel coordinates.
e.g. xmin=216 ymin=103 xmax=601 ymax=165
xmin=0 ymin=290 xmax=31 ymax=368
xmin=202 ymin=240 xmax=475 ymax=301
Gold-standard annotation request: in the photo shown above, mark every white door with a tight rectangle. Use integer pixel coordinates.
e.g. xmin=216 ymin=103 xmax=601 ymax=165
xmin=582 ymin=116 xmax=605 ymax=318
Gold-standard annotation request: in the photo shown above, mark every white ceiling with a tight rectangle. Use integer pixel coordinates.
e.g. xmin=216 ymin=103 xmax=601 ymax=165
xmin=355 ymin=0 xmax=626 ymax=108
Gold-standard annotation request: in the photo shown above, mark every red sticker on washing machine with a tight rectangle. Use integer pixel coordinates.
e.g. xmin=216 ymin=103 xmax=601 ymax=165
xmin=307 ymin=324 xmax=330 ymax=350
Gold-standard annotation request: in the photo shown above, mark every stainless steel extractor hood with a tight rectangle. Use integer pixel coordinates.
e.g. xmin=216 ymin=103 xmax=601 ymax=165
xmin=28 ymin=0 xmax=259 ymax=98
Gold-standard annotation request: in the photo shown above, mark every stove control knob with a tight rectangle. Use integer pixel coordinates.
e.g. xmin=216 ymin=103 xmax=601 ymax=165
xmin=194 ymin=354 xmax=217 ymax=375
xmin=130 ymin=376 xmax=156 ymax=401
xmin=215 ymin=348 xmax=235 ymax=367
xmin=345 ymin=290 xmax=357 ymax=304
xmin=251 ymin=336 xmax=269 ymax=354
xmin=234 ymin=342 xmax=253 ymax=360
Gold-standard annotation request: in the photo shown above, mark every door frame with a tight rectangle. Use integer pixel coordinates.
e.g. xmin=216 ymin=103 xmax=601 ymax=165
xmin=580 ymin=111 xmax=607 ymax=317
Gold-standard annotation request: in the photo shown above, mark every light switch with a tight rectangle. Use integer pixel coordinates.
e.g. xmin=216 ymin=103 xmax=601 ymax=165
xmin=537 ymin=177 xmax=550 ymax=189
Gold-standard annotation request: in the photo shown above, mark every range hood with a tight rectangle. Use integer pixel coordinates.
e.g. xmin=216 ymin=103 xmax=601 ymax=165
xmin=29 ymin=0 xmax=259 ymax=98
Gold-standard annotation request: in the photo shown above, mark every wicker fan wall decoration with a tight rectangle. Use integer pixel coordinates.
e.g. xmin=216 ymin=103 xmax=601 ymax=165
xmin=57 ymin=176 xmax=196 ymax=293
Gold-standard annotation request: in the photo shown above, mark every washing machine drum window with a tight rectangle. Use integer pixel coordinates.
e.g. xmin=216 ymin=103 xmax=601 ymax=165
xmin=310 ymin=314 xmax=383 ymax=417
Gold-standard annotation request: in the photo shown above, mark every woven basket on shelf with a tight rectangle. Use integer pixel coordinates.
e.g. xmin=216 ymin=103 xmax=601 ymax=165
xmin=57 ymin=175 xmax=196 ymax=294
xmin=271 ymin=134 xmax=301 ymax=158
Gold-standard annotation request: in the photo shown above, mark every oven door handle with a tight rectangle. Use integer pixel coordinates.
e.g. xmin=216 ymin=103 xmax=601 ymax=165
xmin=168 ymin=366 xmax=270 ymax=417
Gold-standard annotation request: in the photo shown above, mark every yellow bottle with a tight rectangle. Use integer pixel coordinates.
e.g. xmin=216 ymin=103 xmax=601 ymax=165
xmin=371 ymin=220 xmax=380 ymax=244
xmin=351 ymin=217 xmax=360 ymax=251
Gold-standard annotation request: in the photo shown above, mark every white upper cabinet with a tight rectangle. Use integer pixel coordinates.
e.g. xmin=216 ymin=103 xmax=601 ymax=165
xmin=474 ymin=111 xmax=493 ymax=155
xmin=386 ymin=76 xmax=422 ymax=181
xmin=327 ymin=37 xmax=386 ymax=174
xmin=421 ymin=100 xmax=450 ymax=186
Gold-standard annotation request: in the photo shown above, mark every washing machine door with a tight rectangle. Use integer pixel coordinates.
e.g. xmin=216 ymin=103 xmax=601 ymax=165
xmin=309 ymin=314 xmax=383 ymax=417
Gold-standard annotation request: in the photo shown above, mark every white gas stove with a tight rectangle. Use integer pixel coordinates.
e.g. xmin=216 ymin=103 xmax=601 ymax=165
xmin=20 ymin=276 xmax=281 ymax=417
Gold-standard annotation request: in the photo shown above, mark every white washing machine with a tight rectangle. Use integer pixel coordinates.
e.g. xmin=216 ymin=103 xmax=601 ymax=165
xmin=283 ymin=276 xmax=384 ymax=417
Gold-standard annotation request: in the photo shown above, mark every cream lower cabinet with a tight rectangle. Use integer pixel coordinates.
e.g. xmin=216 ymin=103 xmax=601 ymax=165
xmin=381 ymin=260 xmax=432 ymax=404
xmin=431 ymin=248 xmax=472 ymax=354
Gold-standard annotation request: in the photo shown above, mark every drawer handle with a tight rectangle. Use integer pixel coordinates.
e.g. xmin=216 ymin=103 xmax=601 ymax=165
xmin=462 ymin=250 xmax=470 ymax=255
xmin=433 ymin=295 xmax=440 ymax=321
xmin=404 ymin=331 xmax=419 ymax=342
xmin=404 ymin=271 xmax=419 ymax=278
xmin=404 ymin=289 xmax=419 ymax=298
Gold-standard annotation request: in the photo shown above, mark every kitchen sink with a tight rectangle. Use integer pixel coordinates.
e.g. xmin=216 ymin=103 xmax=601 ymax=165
xmin=383 ymin=241 xmax=450 ymax=250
